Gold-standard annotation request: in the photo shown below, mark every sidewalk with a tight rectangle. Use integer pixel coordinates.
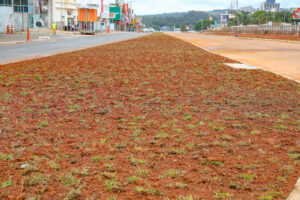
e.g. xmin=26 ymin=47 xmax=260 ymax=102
xmin=0 ymin=30 xmax=122 ymax=45
xmin=0 ymin=31 xmax=80 ymax=45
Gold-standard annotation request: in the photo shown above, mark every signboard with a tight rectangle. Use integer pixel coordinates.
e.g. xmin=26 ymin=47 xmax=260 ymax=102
xmin=221 ymin=18 xmax=228 ymax=24
xmin=109 ymin=13 xmax=116 ymax=19
xmin=221 ymin=14 xmax=228 ymax=24
xmin=122 ymin=3 xmax=128 ymax=14
xmin=78 ymin=8 xmax=98 ymax=22
xmin=109 ymin=6 xmax=121 ymax=21
xmin=28 ymin=6 xmax=34 ymax=14
xmin=101 ymin=5 xmax=109 ymax=19
xmin=293 ymin=8 xmax=300 ymax=19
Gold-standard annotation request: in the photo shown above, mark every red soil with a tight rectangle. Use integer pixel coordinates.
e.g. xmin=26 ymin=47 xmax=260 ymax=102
xmin=210 ymin=32 xmax=300 ymax=41
xmin=0 ymin=33 xmax=299 ymax=200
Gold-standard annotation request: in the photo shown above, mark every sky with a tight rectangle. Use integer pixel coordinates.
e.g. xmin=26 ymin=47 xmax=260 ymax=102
xmin=78 ymin=0 xmax=300 ymax=15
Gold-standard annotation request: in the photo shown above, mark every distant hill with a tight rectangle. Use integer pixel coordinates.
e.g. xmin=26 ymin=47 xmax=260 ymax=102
xmin=140 ymin=10 xmax=226 ymax=30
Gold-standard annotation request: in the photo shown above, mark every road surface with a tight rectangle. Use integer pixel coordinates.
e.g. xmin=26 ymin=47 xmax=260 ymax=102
xmin=0 ymin=32 xmax=147 ymax=65
xmin=168 ymin=33 xmax=300 ymax=82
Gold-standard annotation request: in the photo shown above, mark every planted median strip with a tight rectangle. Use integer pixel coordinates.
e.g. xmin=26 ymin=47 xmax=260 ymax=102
xmin=0 ymin=33 xmax=299 ymax=199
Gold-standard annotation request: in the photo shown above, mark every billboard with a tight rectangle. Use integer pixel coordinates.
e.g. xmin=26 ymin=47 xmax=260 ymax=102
xmin=101 ymin=5 xmax=110 ymax=19
xmin=123 ymin=3 xmax=128 ymax=14
xmin=293 ymin=8 xmax=300 ymax=19
xmin=221 ymin=14 xmax=228 ymax=24
xmin=78 ymin=8 xmax=98 ymax=22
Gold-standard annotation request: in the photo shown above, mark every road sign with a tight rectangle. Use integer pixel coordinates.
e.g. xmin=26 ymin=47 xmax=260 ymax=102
xmin=28 ymin=6 xmax=34 ymax=14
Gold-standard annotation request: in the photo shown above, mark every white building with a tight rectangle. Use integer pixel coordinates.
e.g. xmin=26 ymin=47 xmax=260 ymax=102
xmin=261 ymin=0 xmax=280 ymax=12
xmin=53 ymin=0 xmax=77 ymax=30
xmin=0 ymin=0 xmax=77 ymax=32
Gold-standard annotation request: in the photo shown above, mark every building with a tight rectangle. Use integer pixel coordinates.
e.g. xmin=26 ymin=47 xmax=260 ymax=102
xmin=0 ymin=0 xmax=54 ymax=32
xmin=0 ymin=0 xmax=13 ymax=32
xmin=261 ymin=0 xmax=280 ymax=12
xmin=54 ymin=0 xmax=77 ymax=30
xmin=77 ymin=5 xmax=98 ymax=31
xmin=0 ymin=0 xmax=77 ymax=32
xmin=0 ymin=0 xmax=138 ymax=33
xmin=239 ymin=6 xmax=255 ymax=13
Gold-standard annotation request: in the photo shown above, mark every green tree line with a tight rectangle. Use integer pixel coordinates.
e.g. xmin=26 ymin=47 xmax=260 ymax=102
xmin=228 ymin=10 xmax=294 ymax=26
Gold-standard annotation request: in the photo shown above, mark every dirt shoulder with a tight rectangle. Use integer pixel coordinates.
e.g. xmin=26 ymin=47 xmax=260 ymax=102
xmin=209 ymin=32 xmax=300 ymax=41
xmin=168 ymin=32 xmax=300 ymax=82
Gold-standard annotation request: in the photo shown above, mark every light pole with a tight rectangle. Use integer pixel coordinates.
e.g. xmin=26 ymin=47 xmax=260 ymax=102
xmin=11 ymin=0 xmax=14 ymax=33
xmin=61 ymin=0 xmax=63 ymax=30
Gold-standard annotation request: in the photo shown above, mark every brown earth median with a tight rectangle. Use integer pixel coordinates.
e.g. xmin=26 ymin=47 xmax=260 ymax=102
xmin=0 ymin=33 xmax=299 ymax=200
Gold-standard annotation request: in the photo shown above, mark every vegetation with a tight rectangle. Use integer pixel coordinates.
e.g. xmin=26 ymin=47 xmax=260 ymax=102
xmin=142 ymin=10 xmax=295 ymax=30
xmin=228 ymin=10 xmax=294 ymax=26
xmin=141 ymin=10 xmax=225 ymax=30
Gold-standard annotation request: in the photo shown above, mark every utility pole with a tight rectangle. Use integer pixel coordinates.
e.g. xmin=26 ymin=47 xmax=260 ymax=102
xmin=60 ymin=0 xmax=63 ymax=30
xmin=11 ymin=0 xmax=14 ymax=33
xmin=236 ymin=0 xmax=239 ymax=26
xmin=27 ymin=7 xmax=30 ymax=41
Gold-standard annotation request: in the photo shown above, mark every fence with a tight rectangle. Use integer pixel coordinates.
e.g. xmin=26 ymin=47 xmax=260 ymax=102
xmin=214 ymin=25 xmax=300 ymax=36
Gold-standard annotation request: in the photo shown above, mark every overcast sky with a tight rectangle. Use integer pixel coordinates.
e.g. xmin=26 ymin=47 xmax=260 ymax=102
xmin=78 ymin=0 xmax=300 ymax=15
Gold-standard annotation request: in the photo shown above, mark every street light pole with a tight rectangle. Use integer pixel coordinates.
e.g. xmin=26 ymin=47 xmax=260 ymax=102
xmin=27 ymin=8 xmax=30 ymax=41
xmin=61 ymin=0 xmax=62 ymax=30
xmin=12 ymin=0 xmax=14 ymax=33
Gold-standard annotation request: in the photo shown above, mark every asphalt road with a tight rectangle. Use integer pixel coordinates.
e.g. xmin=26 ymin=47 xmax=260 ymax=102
xmin=169 ymin=33 xmax=300 ymax=82
xmin=0 ymin=32 xmax=147 ymax=65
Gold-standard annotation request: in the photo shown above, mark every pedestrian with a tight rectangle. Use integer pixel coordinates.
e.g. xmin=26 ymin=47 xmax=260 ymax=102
xmin=72 ymin=24 xmax=75 ymax=32
xmin=52 ymin=22 xmax=56 ymax=36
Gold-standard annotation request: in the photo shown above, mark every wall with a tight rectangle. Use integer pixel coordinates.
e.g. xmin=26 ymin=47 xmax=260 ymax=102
xmin=0 ymin=6 xmax=13 ymax=33
xmin=54 ymin=0 xmax=77 ymax=28
xmin=13 ymin=12 xmax=28 ymax=31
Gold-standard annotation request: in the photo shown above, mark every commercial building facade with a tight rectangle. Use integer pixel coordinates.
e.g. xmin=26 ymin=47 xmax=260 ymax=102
xmin=261 ymin=0 xmax=280 ymax=12
xmin=0 ymin=0 xmax=139 ymax=33
xmin=54 ymin=0 xmax=77 ymax=30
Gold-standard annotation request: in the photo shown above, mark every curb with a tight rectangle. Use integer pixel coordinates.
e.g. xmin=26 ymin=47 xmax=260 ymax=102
xmin=287 ymin=178 xmax=300 ymax=200
xmin=0 ymin=41 xmax=26 ymax=45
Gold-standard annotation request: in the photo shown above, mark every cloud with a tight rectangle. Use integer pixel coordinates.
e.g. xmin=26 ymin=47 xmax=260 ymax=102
xmin=133 ymin=0 xmax=299 ymax=15
xmin=77 ymin=0 xmax=300 ymax=15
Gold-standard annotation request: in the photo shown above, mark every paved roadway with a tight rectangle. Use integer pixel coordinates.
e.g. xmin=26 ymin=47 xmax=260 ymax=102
xmin=0 ymin=32 xmax=147 ymax=65
xmin=168 ymin=33 xmax=300 ymax=82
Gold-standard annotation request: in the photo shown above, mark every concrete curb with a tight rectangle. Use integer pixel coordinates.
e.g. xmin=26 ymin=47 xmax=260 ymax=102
xmin=0 ymin=41 xmax=26 ymax=45
xmin=287 ymin=178 xmax=300 ymax=200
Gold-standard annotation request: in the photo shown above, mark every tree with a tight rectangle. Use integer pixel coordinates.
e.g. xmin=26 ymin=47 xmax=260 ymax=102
xmin=194 ymin=20 xmax=215 ymax=31
xmin=228 ymin=11 xmax=251 ymax=26
xmin=180 ymin=25 xmax=187 ymax=32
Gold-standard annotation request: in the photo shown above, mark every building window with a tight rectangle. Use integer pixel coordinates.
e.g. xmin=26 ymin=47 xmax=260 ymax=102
xmin=0 ymin=0 xmax=12 ymax=6
xmin=13 ymin=0 xmax=28 ymax=12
